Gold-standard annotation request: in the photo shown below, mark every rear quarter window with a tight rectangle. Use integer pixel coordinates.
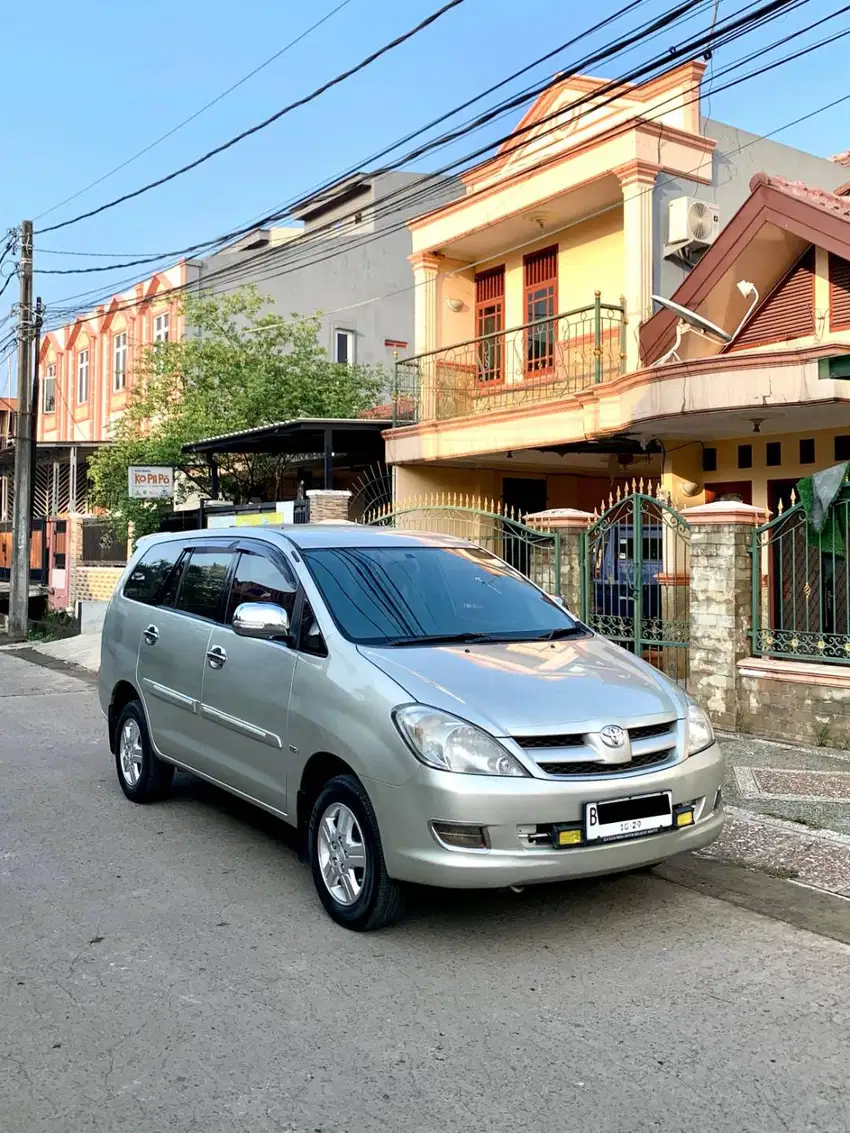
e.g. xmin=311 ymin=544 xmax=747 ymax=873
xmin=123 ymin=543 xmax=183 ymax=606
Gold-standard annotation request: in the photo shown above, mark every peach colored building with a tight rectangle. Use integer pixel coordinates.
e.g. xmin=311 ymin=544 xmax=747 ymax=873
xmin=383 ymin=59 xmax=850 ymax=517
xmin=38 ymin=262 xmax=188 ymax=446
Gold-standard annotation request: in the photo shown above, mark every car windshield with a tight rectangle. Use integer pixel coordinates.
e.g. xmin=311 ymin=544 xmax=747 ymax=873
xmin=302 ymin=544 xmax=582 ymax=646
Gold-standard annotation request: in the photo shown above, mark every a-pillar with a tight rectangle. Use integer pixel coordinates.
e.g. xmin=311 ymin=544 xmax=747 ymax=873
xmin=681 ymin=501 xmax=767 ymax=729
xmin=525 ymin=508 xmax=593 ymax=614
xmin=409 ymin=252 xmax=441 ymax=420
xmin=307 ymin=489 xmax=352 ymax=524
xmin=615 ymin=159 xmax=660 ymax=373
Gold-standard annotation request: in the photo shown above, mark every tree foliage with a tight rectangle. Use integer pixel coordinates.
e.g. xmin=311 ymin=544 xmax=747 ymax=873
xmin=88 ymin=287 xmax=385 ymax=536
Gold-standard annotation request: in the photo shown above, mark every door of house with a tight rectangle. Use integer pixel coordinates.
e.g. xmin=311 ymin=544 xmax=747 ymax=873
xmin=47 ymin=518 xmax=71 ymax=610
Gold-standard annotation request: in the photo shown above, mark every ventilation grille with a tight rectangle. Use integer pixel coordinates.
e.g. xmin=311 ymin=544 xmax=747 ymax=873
xmin=732 ymin=246 xmax=815 ymax=349
xmin=830 ymin=253 xmax=850 ymax=331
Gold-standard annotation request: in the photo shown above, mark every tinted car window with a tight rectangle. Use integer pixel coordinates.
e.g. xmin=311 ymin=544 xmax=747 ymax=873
xmin=303 ymin=545 xmax=579 ymax=645
xmin=123 ymin=542 xmax=183 ymax=606
xmin=226 ymin=552 xmax=297 ymax=623
xmin=176 ymin=550 xmax=234 ymax=621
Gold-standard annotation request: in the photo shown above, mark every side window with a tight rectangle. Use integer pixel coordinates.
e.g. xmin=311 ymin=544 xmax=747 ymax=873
xmin=298 ymin=600 xmax=327 ymax=657
xmin=123 ymin=542 xmax=183 ymax=606
xmin=226 ymin=552 xmax=297 ymax=624
xmin=175 ymin=550 xmax=235 ymax=621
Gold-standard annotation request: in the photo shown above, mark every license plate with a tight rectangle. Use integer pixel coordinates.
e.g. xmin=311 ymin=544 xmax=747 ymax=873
xmin=585 ymin=792 xmax=673 ymax=843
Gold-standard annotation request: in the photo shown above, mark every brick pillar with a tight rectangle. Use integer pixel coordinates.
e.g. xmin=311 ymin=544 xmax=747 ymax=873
xmin=307 ymin=489 xmax=352 ymax=524
xmin=525 ymin=508 xmax=593 ymax=614
xmin=67 ymin=513 xmax=85 ymax=610
xmin=681 ymin=501 xmax=767 ymax=729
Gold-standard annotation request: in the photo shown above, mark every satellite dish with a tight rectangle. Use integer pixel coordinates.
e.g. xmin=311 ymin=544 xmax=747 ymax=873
xmin=651 ymin=294 xmax=732 ymax=366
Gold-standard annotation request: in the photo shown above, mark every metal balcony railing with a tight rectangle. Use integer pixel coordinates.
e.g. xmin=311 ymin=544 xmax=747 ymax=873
xmin=391 ymin=295 xmax=626 ymax=427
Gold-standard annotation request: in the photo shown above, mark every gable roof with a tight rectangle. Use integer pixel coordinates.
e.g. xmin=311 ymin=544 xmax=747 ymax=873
xmin=640 ymin=174 xmax=850 ymax=365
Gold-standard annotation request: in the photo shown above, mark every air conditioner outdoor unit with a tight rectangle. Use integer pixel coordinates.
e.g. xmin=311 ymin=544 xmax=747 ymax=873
xmin=668 ymin=197 xmax=720 ymax=250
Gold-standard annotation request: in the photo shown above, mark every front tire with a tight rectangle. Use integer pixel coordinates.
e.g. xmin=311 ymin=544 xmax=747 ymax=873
xmin=114 ymin=700 xmax=174 ymax=804
xmin=308 ymin=775 xmax=406 ymax=931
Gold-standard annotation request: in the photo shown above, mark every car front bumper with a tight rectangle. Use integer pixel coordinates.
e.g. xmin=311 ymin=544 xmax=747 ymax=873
xmin=365 ymin=742 xmax=724 ymax=889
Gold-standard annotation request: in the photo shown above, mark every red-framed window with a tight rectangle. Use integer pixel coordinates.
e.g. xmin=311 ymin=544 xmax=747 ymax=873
xmin=523 ymin=246 xmax=558 ymax=376
xmin=474 ymin=266 xmax=505 ymax=384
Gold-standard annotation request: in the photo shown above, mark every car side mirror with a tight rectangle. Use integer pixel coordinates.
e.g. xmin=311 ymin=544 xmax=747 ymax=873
xmin=232 ymin=601 xmax=290 ymax=641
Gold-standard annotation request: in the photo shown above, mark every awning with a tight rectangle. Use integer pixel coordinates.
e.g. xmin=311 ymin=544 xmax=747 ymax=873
xmin=181 ymin=417 xmax=387 ymax=491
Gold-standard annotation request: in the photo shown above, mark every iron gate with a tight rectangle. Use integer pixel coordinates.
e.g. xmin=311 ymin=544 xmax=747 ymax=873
xmin=366 ymin=496 xmax=561 ymax=595
xmin=582 ymin=490 xmax=690 ymax=682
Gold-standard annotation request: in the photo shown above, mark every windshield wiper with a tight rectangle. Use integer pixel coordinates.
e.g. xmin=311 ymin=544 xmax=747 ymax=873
xmin=388 ymin=632 xmax=504 ymax=647
xmin=536 ymin=626 xmax=586 ymax=640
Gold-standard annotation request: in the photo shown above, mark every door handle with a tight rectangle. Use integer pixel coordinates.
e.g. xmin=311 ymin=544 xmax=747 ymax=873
xmin=206 ymin=646 xmax=227 ymax=669
xmin=143 ymin=625 xmax=159 ymax=645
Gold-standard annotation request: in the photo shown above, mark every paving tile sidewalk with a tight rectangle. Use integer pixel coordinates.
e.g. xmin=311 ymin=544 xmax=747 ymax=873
xmin=703 ymin=733 xmax=850 ymax=898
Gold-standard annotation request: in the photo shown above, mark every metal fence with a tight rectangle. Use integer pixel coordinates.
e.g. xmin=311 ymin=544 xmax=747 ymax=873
xmin=366 ymin=495 xmax=561 ymax=595
xmin=392 ymin=297 xmax=626 ymax=426
xmin=582 ymin=486 xmax=691 ymax=683
xmin=752 ymin=489 xmax=850 ymax=664
xmin=81 ymin=519 xmax=128 ymax=565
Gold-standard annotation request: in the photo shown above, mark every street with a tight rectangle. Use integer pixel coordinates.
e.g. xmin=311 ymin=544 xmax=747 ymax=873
xmin=2 ymin=649 xmax=849 ymax=1133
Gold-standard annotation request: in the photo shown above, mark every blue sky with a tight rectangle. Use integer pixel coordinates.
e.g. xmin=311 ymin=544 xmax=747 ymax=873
xmin=0 ymin=0 xmax=847 ymax=321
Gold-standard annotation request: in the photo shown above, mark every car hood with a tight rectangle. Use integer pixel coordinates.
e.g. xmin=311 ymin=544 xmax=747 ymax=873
xmin=358 ymin=634 xmax=685 ymax=736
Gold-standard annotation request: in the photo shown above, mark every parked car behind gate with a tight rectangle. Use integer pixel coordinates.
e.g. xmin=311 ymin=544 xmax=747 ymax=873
xmin=99 ymin=525 xmax=724 ymax=930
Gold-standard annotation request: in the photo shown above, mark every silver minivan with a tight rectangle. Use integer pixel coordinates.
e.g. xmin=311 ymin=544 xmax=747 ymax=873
xmin=99 ymin=525 xmax=724 ymax=930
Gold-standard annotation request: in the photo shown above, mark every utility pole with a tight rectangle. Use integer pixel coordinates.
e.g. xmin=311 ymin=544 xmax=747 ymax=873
xmin=29 ymin=297 xmax=44 ymax=518
xmin=9 ymin=222 xmax=34 ymax=639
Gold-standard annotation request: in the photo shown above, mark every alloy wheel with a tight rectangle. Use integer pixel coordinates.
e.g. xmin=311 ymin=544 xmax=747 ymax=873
xmin=119 ymin=718 xmax=143 ymax=788
xmin=317 ymin=802 xmax=368 ymax=906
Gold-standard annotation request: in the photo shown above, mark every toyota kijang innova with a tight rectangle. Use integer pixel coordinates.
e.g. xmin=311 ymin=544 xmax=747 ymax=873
xmin=99 ymin=525 xmax=723 ymax=930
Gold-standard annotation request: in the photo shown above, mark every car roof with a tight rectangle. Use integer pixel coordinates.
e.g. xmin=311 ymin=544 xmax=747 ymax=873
xmin=137 ymin=523 xmax=473 ymax=552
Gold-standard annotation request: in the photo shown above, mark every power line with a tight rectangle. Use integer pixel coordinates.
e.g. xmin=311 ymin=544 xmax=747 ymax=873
xmin=36 ymin=0 xmax=470 ymax=236
xmin=41 ymin=0 xmax=822 ymax=323
xmin=33 ymin=0 xmax=356 ymax=223
xmin=39 ymin=0 xmax=811 ymax=295
xmin=33 ymin=0 xmax=664 ymax=276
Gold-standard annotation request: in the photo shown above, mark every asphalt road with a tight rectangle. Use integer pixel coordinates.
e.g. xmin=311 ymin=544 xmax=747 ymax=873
xmin=2 ymin=651 xmax=850 ymax=1133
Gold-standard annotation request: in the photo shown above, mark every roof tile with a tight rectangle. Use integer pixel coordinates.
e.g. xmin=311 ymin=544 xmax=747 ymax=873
xmin=748 ymin=173 xmax=850 ymax=220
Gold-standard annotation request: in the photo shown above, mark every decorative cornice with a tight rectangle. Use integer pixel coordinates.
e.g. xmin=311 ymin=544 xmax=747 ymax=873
xmin=681 ymin=501 xmax=768 ymax=526
xmin=614 ymin=159 xmax=662 ymax=187
xmin=408 ymin=252 xmax=442 ymax=272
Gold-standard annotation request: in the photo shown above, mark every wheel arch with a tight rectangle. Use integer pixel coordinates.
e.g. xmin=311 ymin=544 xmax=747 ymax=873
xmin=108 ymin=680 xmax=143 ymax=754
xmin=296 ymin=751 xmax=360 ymax=850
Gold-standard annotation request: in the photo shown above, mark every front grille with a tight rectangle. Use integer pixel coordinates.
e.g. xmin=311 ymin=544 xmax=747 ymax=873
xmin=537 ymin=748 xmax=675 ymax=777
xmin=514 ymin=721 xmax=675 ymax=750
xmin=629 ymin=721 xmax=675 ymax=741
xmin=514 ymin=733 xmax=584 ymax=750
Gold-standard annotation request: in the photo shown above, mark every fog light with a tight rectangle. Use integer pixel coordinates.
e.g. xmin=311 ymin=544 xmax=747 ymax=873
xmin=431 ymin=822 xmax=489 ymax=849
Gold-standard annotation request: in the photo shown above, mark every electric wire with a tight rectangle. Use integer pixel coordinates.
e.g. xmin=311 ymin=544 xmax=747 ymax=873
xmin=36 ymin=0 xmax=470 ymax=235
xmin=42 ymin=0 xmax=831 ymax=325
xmin=32 ymin=0 xmax=356 ymax=222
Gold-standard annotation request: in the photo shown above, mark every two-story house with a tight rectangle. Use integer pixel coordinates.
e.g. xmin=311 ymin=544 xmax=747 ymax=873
xmin=195 ymin=170 xmax=461 ymax=371
xmin=383 ymin=60 xmax=849 ymax=518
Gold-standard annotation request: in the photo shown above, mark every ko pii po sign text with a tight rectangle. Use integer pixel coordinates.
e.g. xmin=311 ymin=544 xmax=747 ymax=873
xmin=128 ymin=466 xmax=174 ymax=499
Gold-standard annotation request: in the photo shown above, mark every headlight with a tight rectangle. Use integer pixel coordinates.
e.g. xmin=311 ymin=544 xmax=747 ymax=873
xmin=686 ymin=701 xmax=715 ymax=756
xmin=393 ymin=706 xmax=529 ymax=777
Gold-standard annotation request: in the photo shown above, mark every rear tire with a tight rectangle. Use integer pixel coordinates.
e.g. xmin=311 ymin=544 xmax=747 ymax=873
xmin=114 ymin=700 xmax=174 ymax=804
xmin=309 ymin=774 xmax=406 ymax=931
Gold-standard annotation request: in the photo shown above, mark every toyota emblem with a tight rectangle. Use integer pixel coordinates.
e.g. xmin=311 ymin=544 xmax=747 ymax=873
xmin=600 ymin=725 xmax=627 ymax=748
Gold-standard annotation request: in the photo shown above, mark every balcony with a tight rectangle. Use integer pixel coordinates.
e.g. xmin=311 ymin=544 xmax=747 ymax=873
xmin=391 ymin=298 xmax=626 ymax=427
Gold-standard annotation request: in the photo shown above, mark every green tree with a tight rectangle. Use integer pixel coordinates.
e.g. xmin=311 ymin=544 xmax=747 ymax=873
xmin=88 ymin=287 xmax=385 ymax=536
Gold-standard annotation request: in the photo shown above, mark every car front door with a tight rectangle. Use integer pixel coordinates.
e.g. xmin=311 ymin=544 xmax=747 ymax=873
xmin=137 ymin=543 xmax=235 ymax=768
xmin=197 ymin=545 xmax=299 ymax=815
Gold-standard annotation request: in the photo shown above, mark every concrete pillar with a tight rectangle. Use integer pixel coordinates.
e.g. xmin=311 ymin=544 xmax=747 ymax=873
xmin=307 ymin=489 xmax=352 ymax=524
xmin=681 ymin=501 xmax=767 ymax=729
xmin=410 ymin=252 xmax=440 ymax=420
xmin=615 ymin=159 xmax=660 ymax=373
xmin=525 ymin=508 xmax=593 ymax=615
